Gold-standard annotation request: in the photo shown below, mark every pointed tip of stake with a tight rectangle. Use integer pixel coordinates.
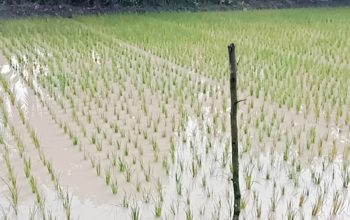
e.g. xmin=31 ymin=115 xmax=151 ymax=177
xmin=228 ymin=43 xmax=235 ymax=51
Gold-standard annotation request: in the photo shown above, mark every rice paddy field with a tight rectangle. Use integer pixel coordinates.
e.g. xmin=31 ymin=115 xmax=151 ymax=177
xmin=0 ymin=6 xmax=350 ymax=220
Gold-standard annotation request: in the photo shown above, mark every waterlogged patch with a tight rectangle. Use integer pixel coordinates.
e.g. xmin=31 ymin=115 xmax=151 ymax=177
xmin=260 ymin=68 xmax=265 ymax=80
xmin=32 ymin=60 xmax=40 ymax=78
xmin=10 ymin=56 xmax=19 ymax=70
xmin=330 ymin=126 xmax=350 ymax=144
xmin=22 ymin=54 xmax=28 ymax=65
xmin=1 ymin=65 xmax=10 ymax=74
xmin=162 ymin=117 xmax=233 ymax=219
xmin=91 ymin=51 xmax=101 ymax=65
xmin=2 ymin=61 xmax=30 ymax=115
xmin=0 ymin=113 xmax=4 ymax=135
xmin=5 ymin=96 xmax=12 ymax=118
xmin=39 ymin=185 xmax=151 ymax=220
xmin=35 ymin=47 xmax=45 ymax=57
xmin=43 ymin=65 xmax=50 ymax=77
xmin=22 ymin=69 xmax=29 ymax=81
xmin=14 ymin=79 xmax=28 ymax=113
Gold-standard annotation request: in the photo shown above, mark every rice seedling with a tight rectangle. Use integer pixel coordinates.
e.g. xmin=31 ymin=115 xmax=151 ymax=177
xmin=31 ymin=130 xmax=40 ymax=149
xmin=311 ymin=193 xmax=324 ymax=217
xmin=144 ymin=166 xmax=152 ymax=182
xmin=96 ymin=141 xmax=103 ymax=152
xmin=201 ymin=175 xmax=207 ymax=189
xmin=111 ymin=181 xmax=118 ymax=195
xmin=243 ymin=166 xmax=254 ymax=191
xmin=61 ymin=190 xmax=72 ymax=220
xmin=255 ymin=199 xmax=262 ymax=219
xmin=118 ymin=157 xmax=126 ymax=173
xmin=24 ymin=156 xmax=31 ymax=178
xmin=185 ymin=207 xmax=193 ymax=220
xmin=130 ymin=204 xmax=140 ymax=220
xmin=105 ymin=167 xmax=111 ymax=185
xmin=298 ymin=192 xmax=306 ymax=209
xmin=91 ymin=134 xmax=96 ymax=145
xmin=154 ymin=199 xmax=162 ymax=218
xmin=122 ymin=193 xmax=129 ymax=208
xmin=29 ymin=175 xmax=38 ymax=194
xmin=142 ymin=189 xmax=151 ymax=204
xmin=270 ymin=188 xmax=280 ymax=213
xmin=2 ymin=177 xmax=18 ymax=216
xmin=341 ymin=166 xmax=350 ymax=188
xmin=331 ymin=191 xmax=345 ymax=216
xmin=125 ymin=166 xmax=132 ymax=183
xmin=330 ymin=143 xmax=337 ymax=162
xmin=72 ymin=136 xmax=78 ymax=145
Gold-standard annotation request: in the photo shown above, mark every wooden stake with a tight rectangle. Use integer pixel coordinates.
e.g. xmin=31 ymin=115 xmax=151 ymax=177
xmin=228 ymin=43 xmax=241 ymax=220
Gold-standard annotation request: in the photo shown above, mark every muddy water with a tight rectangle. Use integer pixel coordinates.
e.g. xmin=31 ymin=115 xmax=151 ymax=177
xmin=27 ymin=87 xmax=116 ymax=204
xmin=0 ymin=55 xmax=122 ymax=219
xmin=2 ymin=41 xmax=350 ymax=220
xmin=0 ymin=52 xmax=170 ymax=219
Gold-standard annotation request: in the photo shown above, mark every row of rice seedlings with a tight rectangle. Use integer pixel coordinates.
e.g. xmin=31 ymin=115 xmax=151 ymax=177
xmin=0 ymin=67 xmax=73 ymax=219
xmin=0 ymin=101 xmax=57 ymax=218
xmin=1 ymin=141 xmax=19 ymax=215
